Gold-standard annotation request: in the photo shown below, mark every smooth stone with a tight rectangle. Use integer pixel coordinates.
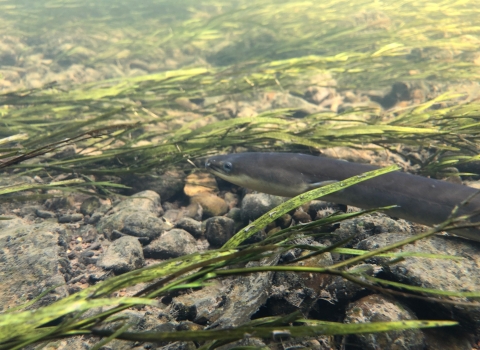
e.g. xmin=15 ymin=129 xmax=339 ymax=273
xmin=190 ymin=194 xmax=228 ymax=218
xmin=175 ymin=217 xmax=202 ymax=239
xmin=35 ymin=209 xmax=56 ymax=219
xmin=183 ymin=172 xmax=218 ymax=196
xmin=58 ymin=213 xmax=84 ymax=223
xmin=113 ymin=190 xmax=163 ymax=215
xmin=240 ymin=193 xmax=286 ymax=223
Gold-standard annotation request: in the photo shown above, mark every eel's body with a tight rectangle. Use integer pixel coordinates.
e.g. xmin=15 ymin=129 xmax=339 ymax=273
xmin=205 ymin=152 xmax=480 ymax=241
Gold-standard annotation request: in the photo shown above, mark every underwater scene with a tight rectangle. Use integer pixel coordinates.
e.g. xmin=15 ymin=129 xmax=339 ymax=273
xmin=1 ymin=0 xmax=480 ymax=349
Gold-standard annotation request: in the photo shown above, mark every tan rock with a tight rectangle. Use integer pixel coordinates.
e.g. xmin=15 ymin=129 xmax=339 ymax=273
xmin=184 ymin=172 xmax=218 ymax=196
xmin=191 ymin=194 xmax=228 ymax=218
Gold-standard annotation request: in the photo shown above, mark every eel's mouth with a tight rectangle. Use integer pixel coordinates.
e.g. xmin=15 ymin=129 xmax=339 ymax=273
xmin=205 ymin=157 xmax=233 ymax=176
xmin=204 ymin=159 xmax=224 ymax=176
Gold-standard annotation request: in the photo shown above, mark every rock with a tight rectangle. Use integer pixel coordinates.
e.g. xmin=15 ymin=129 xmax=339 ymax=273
xmin=143 ymin=229 xmax=197 ymax=259
xmin=276 ymin=213 xmax=292 ymax=229
xmin=79 ymin=250 xmax=98 ymax=265
xmin=170 ymin=283 xmax=225 ymax=324
xmin=0 ymin=220 xmax=69 ymax=311
xmin=223 ymin=192 xmax=239 ymax=209
xmin=58 ymin=213 xmax=84 ymax=223
xmin=175 ymin=217 xmax=202 ymax=239
xmin=356 ymin=233 xmax=480 ymax=326
xmin=88 ymin=273 xmax=108 ymax=284
xmin=268 ymin=91 xmax=322 ymax=116
xmin=44 ymin=195 xmax=76 ymax=210
xmin=190 ymin=194 xmax=228 ymax=218
xmin=183 ymin=202 xmax=203 ymax=221
xmin=333 ymin=214 xmax=414 ymax=246
xmin=304 ymin=86 xmax=334 ymax=105
xmin=344 ymin=294 xmax=425 ymax=350
xmin=324 ymin=264 xmax=375 ymax=304
xmin=163 ymin=209 xmax=184 ymax=224
xmin=87 ymin=212 xmax=102 ymax=225
xmin=19 ymin=205 xmax=43 ymax=217
xmin=35 ymin=209 xmax=56 ymax=219
xmin=113 ymin=190 xmax=162 ymax=215
xmin=120 ymin=212 xmax=166 ymax=240
xmin=121 ymin=171 xmax=185 ymax=202
xmin=292 ymin=207 xmax=312 ymax=223
xmin=204 ymin=216 xmax=235 ymax=248
xmin=271 ymin=244 xmax=334 ymax=314
xmin=80 ymin=196 xmax=101 ymax=216
xmin=97 ymin=236 xmax=145 ymax=274
xmin=209 ymin=254 xmax=280 ymax=328
xmin=97 ymin=191 xmax=166 ymax=242
xmin=51 ymin=145 xmax=76 ymax=159
xmin=307 ymin=200 xmax=347 ymax=219
xmin=240 ymin=193 xmax=286 ymax=223
xmin=423 ymin=327 xmax=473 ymax=350
xmin=226 ymin=207 xmax=242 ymax=223
xmin=369 ymin=81 xmax=428 ymax=109
xmin=183 ymin=172 xmax=218 ymax=196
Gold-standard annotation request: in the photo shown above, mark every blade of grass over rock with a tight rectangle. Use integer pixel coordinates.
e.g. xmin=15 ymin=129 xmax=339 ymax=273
xmin=211 ymin=265 xmax=480 ymax=303
xmin=89 ymin=320 xmax=457 ymax=344
xmin=328 ymin=221 xmax=475 ymax=270
xmin=0 ymin=179 xmax=129 ymax=197
xmin=260 ymin=205 xmax=398 ymax=246
xmin=362 ymin=276 xmax=480 ymax=298
xmin=223 ymin=164 xmax=400 ymax=249
xmin=331 ymin=247 xmax=463 ymax=260
xmin=0 ymin=297 xmax=158 ymax=345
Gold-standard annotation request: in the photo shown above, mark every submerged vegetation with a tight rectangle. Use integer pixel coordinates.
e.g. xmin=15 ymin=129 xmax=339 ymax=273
xmin=1 ymin=0 xmax=480 ymax=176
xmin=0 ymin=167 xmax=476 ymax=349
xmin=1 ymin=0 xmax=480 ymax=348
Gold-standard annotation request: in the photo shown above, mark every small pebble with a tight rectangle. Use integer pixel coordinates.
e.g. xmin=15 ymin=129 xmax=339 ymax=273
xmin=58 ymin=213 xmax=84 ymax=223
xmin=35 ymin=209 xmax=56 ymax=219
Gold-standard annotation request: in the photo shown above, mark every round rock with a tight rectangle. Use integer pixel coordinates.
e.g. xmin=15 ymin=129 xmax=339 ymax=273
xmin=190 ymin=194 xmax=228 ymax=218
xmin=58 ymin=213 xmax=84 ymax=223
xmin=183 ymin=172 xmax=218 ymax=196
xmin=204 ymin=216 xmax=235 ymax=248
xmin=98 ymin=211 xmax=166 ymax=242
xmin=143 ymin=229 xmax=197 ymax=259
xmin=240 ymin=193 xmax=286 ymax=223
xmin=80 ymin=196 xmax=101 ymax=216
xmin=175 ymin=217 xmax=203 ymax=239
xmin=113 ymin=190 xmax=162 ymax=215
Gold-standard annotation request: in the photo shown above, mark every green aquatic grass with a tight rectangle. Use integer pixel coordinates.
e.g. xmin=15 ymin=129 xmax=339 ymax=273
xmin=0 ymin=0 xmax=480 ymax=348
xmin=0 ymin=0 xmax=479 ymax=176
xmin=0 ymin=167 xmax=477 ymax=349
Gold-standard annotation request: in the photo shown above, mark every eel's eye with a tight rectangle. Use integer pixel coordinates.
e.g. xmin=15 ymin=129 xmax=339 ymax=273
xmin=223 ymin=162 xmax=233 ymax=172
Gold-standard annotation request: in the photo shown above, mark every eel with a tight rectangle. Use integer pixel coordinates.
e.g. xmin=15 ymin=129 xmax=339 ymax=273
xmin=205 ymin=152 xmax=480 ymax=241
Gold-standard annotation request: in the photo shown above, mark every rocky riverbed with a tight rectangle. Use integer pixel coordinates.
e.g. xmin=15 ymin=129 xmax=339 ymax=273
xmin=1 ymin=158 xmax=480 ymax=349
xmin=2 ymin=13 xmax=480 ymax=349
